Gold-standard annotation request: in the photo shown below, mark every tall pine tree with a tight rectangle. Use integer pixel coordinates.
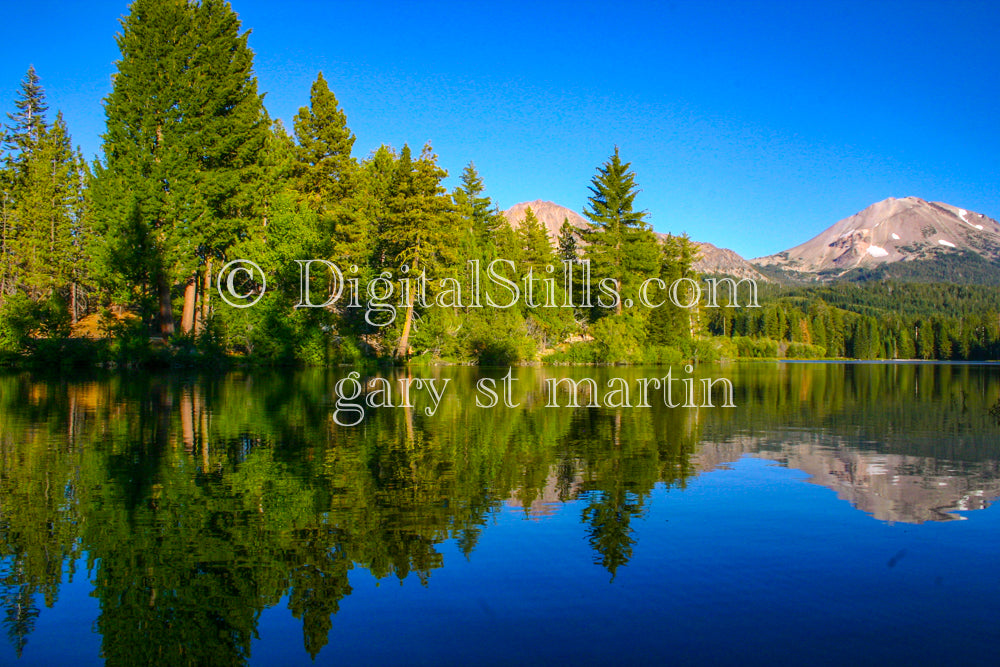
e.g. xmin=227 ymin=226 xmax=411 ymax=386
xmin=1 ymin=69 xmax=87 ymax=310
xmin=292 ymin=72 xmax=367 ymax=267
xmin=92 ymin=0 xmax=268 ymax=336
xmin=381 ymin=144 xmax=459 ymax=359
xmin=581 ymin=147 xmax=660 ymax=317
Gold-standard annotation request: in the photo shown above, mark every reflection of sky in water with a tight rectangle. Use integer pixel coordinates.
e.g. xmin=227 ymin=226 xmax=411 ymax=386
xmin=0 ymin=363 xmax=998 ymax=665
xmin=4 ymin=458 xmax=997 ymax=666
xmin=251 ymin=457 xmax=1000 ymax=665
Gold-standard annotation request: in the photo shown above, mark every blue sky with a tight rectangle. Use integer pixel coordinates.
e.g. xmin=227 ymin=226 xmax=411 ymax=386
xmin=3 ymin=0 xmax=998 ymax=258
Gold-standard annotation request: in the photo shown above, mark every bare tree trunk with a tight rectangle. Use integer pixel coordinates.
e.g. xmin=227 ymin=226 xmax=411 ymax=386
xmin=70 ymin=282 xmax=78 ymax=325
xmin=197 ymin=259 xmax=212 ymax=334
xmin=181 ymin=273 xmax=197 ymax=334
xmin=395 ymin=260 xmax=416 ymax=360
xmin=396 ymin=290 xmax=414 ymax=360
xmin=158 ymin=274 xmax=175 ymax=337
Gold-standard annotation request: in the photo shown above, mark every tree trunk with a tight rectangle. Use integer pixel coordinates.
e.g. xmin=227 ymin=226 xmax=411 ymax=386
xmin=197 ymin=258 xmax=212 ymax=333
xmin=181 ymin=272 xmax=197 ymax=334
xmin=70 ymin=282 xmax=77 ymax=324
xmin=395 ymin=259 xmax=416 ymax=360
xmin=158 ymin=274 xmax=175 ymax=337
xmin=396 ymin=290 xmax=414 ymax=360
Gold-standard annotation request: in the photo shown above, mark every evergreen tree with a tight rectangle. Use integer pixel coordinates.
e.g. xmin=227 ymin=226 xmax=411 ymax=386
xmin=513 ymin=206 xmax=574 ymax=348
xmin=557 ymin=217 xmax=578 ymax=263
xmin=4 ymin=66 xmax=48 ymax=159
xmin=2 ymin=67 xmax=52 ymax=299
xmin=453 ymin=162 xmax=500 ymax=251
xmin=581 ymin=147 xmax=660 ymax=316
xmin=92 ymin=0 xmax=268 ymax=336
xmin=646 ymin=233 xmax=700 ymax=346
xmin=292 ymin=73 xmax=367 ymax=266
xmin=0 ymin=147 xmax=12 ymax=299
xmin=381 ymin=144 xmax=459 ymax=358
xmin=517 ymin=206 xmax=554 ymax=270
xmin=1 ymin=69 xmax=87 ymax=311
xmin=293 ymin=72 xmax=356 ymax=204
xmin=917 ymin=319 xmax=935 ymax=360
xmin=12 ymin=113 xmax=83 ymax=300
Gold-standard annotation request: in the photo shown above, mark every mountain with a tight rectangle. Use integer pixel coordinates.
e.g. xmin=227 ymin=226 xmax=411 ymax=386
xmin=504 ymin=200 xmax=767 ymax=280
xmin=504 ymin=200 xmax=589 ymax=239
xmin=753 ymin=196 xmax=1000 ymax=281
xmin=691 ymin=242 xmax=768 ymax=281
xmin=694 ymin=436 xmax=1000 ymax=524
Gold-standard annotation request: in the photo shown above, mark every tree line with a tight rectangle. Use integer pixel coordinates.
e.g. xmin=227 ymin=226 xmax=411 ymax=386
xmin=0 ymin=0 xmax=701 ymax=367
xmin=0 ymin=0 xmax=996 ymax=365
xmin=705 ymin=281 xmax=1000 ymax=360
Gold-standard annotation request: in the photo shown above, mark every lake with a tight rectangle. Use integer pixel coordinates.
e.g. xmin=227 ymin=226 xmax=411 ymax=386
xmin=0 ymin=362 xmax=998 ymax=665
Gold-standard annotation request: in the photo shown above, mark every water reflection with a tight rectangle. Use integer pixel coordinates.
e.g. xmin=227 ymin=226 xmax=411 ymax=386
xmin=0 ymin=362 xmax=997 ymax=663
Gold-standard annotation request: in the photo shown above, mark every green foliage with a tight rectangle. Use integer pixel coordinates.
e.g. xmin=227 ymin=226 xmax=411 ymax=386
xmin=92 ymin=0 xmax=268 ymax=335
xmin=0 ymin=293 xmax=37 ymax=352
xmin=646 ymin=233 xmax=700 ymax=346
xmin=557 ymin=217 xmax=579 ymax=262
xmin=706 ymin=280 xmax=1000 ymax=360
xmin=582 ymin=147 xmax=660 ymax=319
xmin=732 ymin=336 xmax=781 ymax=358
xmin=1 ymin=68 xmax=88 ymax=311
xmin=784 ymin=342 xmax=827 ymax=359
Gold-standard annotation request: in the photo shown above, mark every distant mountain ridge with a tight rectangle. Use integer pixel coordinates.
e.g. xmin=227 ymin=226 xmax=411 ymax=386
xmin=503 ymin=196 xmax=1000 ymax=285
xmin=752 ymin=196 xmax=1000 ymax=280
xmin=503 ymin=200 xmax=767 ymax=281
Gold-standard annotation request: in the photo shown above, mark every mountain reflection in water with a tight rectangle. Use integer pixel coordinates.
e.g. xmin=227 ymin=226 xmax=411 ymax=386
xmin=0 ymin=362 xmax=997 ymax=665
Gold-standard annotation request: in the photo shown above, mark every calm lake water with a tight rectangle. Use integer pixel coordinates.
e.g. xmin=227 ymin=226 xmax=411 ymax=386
xmin=0 ymin=362 xmax=998 ymax=666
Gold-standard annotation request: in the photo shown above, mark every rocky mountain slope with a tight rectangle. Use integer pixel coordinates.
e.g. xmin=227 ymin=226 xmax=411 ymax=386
xmin=753 ymin=196 xmax=1000 ymax=278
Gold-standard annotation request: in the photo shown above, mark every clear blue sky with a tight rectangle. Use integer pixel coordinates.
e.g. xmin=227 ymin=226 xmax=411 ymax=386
xmin=3 ymin=0 xmax=998 ymax=258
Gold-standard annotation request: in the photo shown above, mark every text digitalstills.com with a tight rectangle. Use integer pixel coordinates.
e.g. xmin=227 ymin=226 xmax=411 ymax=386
xmin=216 ymin=258 xmax=761 ymax=325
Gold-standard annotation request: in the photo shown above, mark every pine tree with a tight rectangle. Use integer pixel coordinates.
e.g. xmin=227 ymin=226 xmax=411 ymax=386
xmin=0 ymin=147 xmax=12 ymax=299
xmin=517 ymin=206 xmax=554 ymax=270
xmin=646 ymin=233 xmax=700 ymax=345
xmin=381 ymin=144 xmax=459 ymax=359
xmin=582 ymin=147 xmax=660 ymax=316
xmin=4 ymin=66 xmax=48 ymax=159
xmin=293 ymin=72 xmax=356 ymax=203
xmin=917 ymin=319 xmax=935 ymax=360
xmin=1 ymin=69 xmax=87 ymax=310
xmin=2 ymin=67 xmax=51 ymax=299
xmin=92 ymin=0 xmax=268 ymax=336
xmin=358 ymin=144 xmax=397 ymax=269
xmin=557 ymin=217 xmax=578 ymax=263
xmin=13 ymin=113 xmax=83 ymax=300
xmin=453 ymin=162 xmax=500 ymax=251
xmin=515 ymin=207 xmax=574 ymax=348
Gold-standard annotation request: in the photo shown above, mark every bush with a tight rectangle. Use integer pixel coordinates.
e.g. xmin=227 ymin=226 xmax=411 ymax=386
xmin=465 ymin=310 xmax=537 ymax=365
xmin=733 ymin=336 xmax=780 ymax=358
xmin=543 ymin=341 xmax=601 ymax=364
xmin=638 ymin=345 xmax=685 ymax=365
xmin=590 ymin=315 xmax=645 ymax=364
xmin=783 ymin=342 xmax=827 ymax=359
